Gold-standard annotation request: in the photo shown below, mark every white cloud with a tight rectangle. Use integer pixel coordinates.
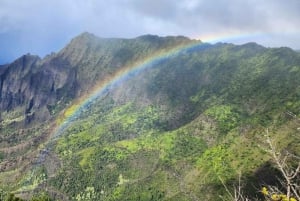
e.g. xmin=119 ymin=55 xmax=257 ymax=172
xmin=0 ymin=0 xmax=300 ymax=63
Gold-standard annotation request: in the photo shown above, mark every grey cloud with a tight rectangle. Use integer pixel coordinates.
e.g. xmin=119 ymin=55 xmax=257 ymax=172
xmin=122 ymin=0 xmax=179 ymax=20
xmin=0 ymin=0 xmax=300 ymax=63
xmin=122 ymin=0 xmax=300 ymax=34
xmin=123 ymin=0 xmax=256 ymax=28
xmin=192 ymin=0 xmax=269 ymax=30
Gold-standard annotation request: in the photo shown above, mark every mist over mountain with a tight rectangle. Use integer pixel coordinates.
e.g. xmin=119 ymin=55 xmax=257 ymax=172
xmin=0 ymin=33 xmax=300 ymax=201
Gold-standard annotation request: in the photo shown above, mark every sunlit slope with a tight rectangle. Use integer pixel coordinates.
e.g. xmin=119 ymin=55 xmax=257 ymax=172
xmin=1 ymin=33 xmax=300 ymax=200
xmin=0 ymin=33 xmax=196 ymax=182
xmin=49 ymin=43 xmax=300 ymax=200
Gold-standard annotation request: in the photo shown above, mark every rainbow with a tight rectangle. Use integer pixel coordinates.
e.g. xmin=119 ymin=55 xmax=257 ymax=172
xmin=51 ymin=39 xmax=205 ymax=139
xmin=32 ymin=40 xmax=208 ymax=186
xmin=198 ymin=31 xmax=264 ymax=44
xmin=50 ymin=32 xmax=264 ymax=140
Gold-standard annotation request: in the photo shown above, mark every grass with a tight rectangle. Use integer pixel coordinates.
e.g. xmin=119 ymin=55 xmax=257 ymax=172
xmin=78 ymin=146 xmax=97 ymax=171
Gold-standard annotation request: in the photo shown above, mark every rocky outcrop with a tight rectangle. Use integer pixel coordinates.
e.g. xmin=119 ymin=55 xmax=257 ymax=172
xmin=0 ymin=54 xmax=79 ymax=125
xmin=0 ymin=54 xmax=40 ymax=111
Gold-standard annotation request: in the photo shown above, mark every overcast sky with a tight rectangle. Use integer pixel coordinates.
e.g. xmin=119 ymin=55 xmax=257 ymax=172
xmin=0 ymin=0 xmax=300 ymax=64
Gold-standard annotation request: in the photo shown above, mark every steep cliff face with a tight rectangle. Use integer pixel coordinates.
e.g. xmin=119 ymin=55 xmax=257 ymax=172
xmin=0 ymin=54 xmax=40 ymax=111
xmin=0 ymin=54 xmax=78 ymax=125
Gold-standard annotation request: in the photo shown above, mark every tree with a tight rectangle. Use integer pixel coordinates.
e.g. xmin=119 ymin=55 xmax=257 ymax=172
xmin=224 ymin=129 xmax=300 ymax=201
xmin=6 ymin=193 xmax=25 ymax=201
xmin=260 ymin=130 xmax=300 ymax=201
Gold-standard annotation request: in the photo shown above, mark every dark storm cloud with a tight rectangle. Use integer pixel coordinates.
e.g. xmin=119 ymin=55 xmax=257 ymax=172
xmin=0 ymin=0 xmax=300 ymax=64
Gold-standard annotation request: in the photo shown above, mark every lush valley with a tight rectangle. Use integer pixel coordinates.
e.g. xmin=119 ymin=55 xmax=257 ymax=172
xmin=0 ymin=33 xmax=300 ymax=200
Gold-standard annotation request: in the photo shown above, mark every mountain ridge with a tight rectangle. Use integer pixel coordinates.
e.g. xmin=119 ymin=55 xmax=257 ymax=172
xmin=0 ymin=33 xmax=300 ymax=200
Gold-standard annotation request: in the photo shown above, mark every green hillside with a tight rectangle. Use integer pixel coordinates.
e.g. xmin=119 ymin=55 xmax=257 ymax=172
xmin=0 ymin=33 xmax=300 ymax=200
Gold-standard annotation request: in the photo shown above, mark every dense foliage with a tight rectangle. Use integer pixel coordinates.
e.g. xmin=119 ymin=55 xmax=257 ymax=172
xmin=1 ymin=33 xmax=300 ymax=200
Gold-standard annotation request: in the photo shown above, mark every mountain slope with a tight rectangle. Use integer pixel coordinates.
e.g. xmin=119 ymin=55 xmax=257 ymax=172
xmin=0 ymin=33 xmax=300 ymax=200
xmin=0 ymin=33 xmax=194 ymax=164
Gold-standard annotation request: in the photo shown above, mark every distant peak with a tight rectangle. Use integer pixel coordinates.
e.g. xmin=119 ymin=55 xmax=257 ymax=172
xmin=60 ymin=32 xmax=101 ymax=55
xmin=17 ymin=54 xmax=40 ymax=62
xmin=72 ymin=32 xmax=99 ymax=42
xmin=78 ymin=32 xmax=97 ymax=38
xmin=241 ymin=42 xmax=264 ymax=48
xmin=136 ymin=34 xmax=191 ymax=41
xmin=136 ymin=34 xmax=160 ymax=40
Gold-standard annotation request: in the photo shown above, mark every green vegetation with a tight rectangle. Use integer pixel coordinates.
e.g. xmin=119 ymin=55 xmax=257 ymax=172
xmin=204 ymin=105 xmax=239 ymax=133
xmin=0 ymin=190 xmax=52 ymax=201
xmin=1 ymin=34 xmax=300 ymax=200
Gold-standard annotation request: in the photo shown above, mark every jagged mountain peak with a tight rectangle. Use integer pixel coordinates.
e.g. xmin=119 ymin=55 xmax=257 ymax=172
xmin=1 ymin=54 xmax=41 ymax=80
xmin=66 ymin=32 xmax=102 ymax=47
xmin=76 ymin=31 xmax=97 ymax=38
xmin=10 ymin=54 xmax=41 ymax=67
xmin=57 ymin=32 xmax=199 ymax=69
xmin=136 ymin=34 xmax=194 ymax=42
xmin=63 ymin=32 xmax=197 ymax=53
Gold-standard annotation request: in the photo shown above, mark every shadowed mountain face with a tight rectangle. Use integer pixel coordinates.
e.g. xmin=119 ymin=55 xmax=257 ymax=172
xmin=0 ymin=33 xmax=300 ymax=200
xmin=0 ymin=33 xmax=195 ymax=126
